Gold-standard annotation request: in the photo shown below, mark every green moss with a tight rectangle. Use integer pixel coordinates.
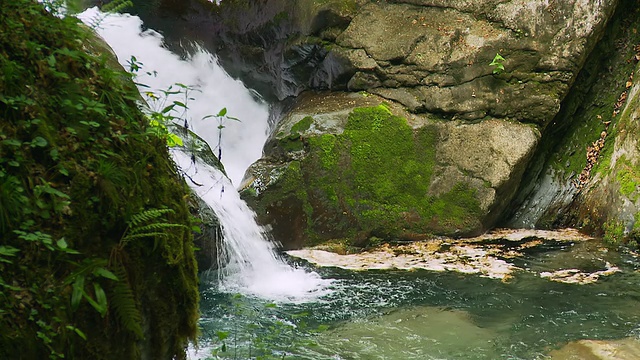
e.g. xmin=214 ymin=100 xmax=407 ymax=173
xmin=0 ymin=2 xmax=198 ymax=359
xmin=267 ymin=105 xmax=482 ymax=243
xmin=279 ymin=136 xmax=305 ymax=152
xmin=308 ymin=134 xmax=339 ymax=169
xmin=291 ymin=116 xmax=314 ymax=134
xmin=615 ymin=156 xmax=640 ymax=200
xmin=603 ymin=219 xmax=626 ymax=246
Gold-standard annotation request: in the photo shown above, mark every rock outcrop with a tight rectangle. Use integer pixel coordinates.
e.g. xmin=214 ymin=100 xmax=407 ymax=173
xmin=242 ymin=92 xmax=539 ymax=246
xmin=506 ymin=1 xmax=640 ymax=246
xmin=234 ymin=0 xmax=619 ymax=247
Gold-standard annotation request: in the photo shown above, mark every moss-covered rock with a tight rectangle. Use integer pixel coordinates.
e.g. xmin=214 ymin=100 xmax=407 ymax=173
xmin=0 ymin=2 xmax=198 ymax=359
xmin=242 ymin=92 xmax=538 ymax=248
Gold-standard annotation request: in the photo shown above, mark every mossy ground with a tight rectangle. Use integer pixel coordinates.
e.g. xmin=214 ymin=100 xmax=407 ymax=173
xmin=0 ymin=2 xmax=198 ymax=358
xmin=257 ymin=105 xmax=482 ymax=246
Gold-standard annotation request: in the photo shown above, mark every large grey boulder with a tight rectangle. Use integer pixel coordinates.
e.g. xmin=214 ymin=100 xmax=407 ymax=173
xmin=333 ymin=0 xmax=617 ymax=124
xmin=241 ymin=92 xmax=539 ymax=248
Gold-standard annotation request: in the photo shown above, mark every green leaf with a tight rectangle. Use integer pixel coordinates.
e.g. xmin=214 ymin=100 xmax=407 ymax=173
xmin=94 ymin=267 xmax=119 ymax=281
xmin=161 ymin=104 xmax=175 ymax=114
xmin=216 ymin=331 xmax=229 ymax=341
xmin=94 ymin=283 xmax=108 ymax=314
xmin=31 ymin=137 xmax=48 ymax=148
xmin=66 ymin=326 xmax=87 ymax=340
xmin=57 ymin=238 xmax=68 ymax=249
xmin=173 ymin=101 xmax=187 ymax=108
xmin=83 ymin=283 xmax=108 ymax=317
xmin=40 ymin=185 xmax=70 ymax=199
xmin=166 ymin=133 xmax=183 ymax=147
xmin=2 ymin=139 xmax=22 ymax=147
xmin=217 ymin=107 xmax=227 ymax=117
xmin=71 ymin=276 xmax=85 ymax=311
xmin=490 ymin=53 xmax=505 ymax=65
xmin=0 ymin=246 xmax=19 ymax=258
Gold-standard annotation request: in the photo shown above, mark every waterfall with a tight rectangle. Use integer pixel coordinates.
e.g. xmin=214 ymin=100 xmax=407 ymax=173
xmin=173 ymin=152 xmax=330 ymax=301
xmin=79 ymin=8 xmax=330 ymax=301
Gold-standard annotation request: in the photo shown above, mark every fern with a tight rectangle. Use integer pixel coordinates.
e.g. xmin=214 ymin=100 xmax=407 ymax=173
xmin=128 ymin=208 xmax=175 ymax=227
xmin=130 ymin=222 xmax=185 ymax=234
xmin=110 ymin=264 xmax=143 ymax=339
xmin=120 ymin=208 xmax=186 ymax=247
xmin=101 ymin=0 xmax=133 ymax=13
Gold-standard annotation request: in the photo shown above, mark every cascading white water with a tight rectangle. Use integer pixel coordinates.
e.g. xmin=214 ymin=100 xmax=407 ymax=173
xmin=79 ymin=8 xmax=331 ymax=301
xmin=173 ymin=152 xmax=330 ymax=301
xmin=79 ymin=8 xmax=268 ymax=186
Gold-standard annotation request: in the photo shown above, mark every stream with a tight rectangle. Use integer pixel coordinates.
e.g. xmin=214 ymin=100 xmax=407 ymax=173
xmin=78 ymin=8 xmax=640 ymax=360
xmin=196 ymin=246 xmax=640 ymax=359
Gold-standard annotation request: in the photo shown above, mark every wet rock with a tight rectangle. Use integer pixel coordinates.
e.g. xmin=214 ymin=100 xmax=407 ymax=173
xmin=539 ymin=264 xmax=620 ymax=285
xmin=505 ymin=1 xmax=640 ymax=233
xmin=315 ymin=306 xmax=498 ymax=359
xmin=549 ymin=338 xmax=640 ymax=360
xmin=286 ymin=228 xmax=597 ymax=281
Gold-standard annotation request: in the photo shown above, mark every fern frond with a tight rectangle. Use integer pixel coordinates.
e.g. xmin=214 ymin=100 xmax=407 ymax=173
xmin=128 ymin=208 xmax=175 ymax=227
xmin=110 ymin=264 xmax=143 ymax=339
xmin=102 ymin=0 xmax=133 ymax=13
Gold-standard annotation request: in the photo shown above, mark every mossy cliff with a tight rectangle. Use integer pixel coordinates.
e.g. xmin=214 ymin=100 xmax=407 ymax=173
xmin=0 ymin=1 xmax=198 ymax=359
xmin=505 ymin=0 xmax=640 ymax=248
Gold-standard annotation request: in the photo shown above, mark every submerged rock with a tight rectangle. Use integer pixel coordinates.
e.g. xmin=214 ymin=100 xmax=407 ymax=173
xmin=540 ymin=265 xmax=620 ymax=285
xmin=314 ymin=306 xmax=498 ymax=359
xmin=549 ymin=337 xmax=640 ymax=360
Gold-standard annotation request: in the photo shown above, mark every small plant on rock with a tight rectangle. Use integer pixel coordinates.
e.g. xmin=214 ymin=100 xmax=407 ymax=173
xmin=490 ymin=53 xmax=506 ymax=74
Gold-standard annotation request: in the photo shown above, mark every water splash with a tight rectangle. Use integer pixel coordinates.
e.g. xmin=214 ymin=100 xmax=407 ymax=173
xmin=174 ymin=152 xmax=331 ymax=302
xmin=79 ymin=8 xmax=331 ymax=302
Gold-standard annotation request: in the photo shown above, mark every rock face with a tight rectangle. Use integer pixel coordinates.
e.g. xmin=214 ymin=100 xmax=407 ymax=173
xmin=505 ymin=1 xmax=640 ymax=245
xmin=334 ymin=0 xmax=610 ymax=122
xmin=242 ymin=92 xmax=539 ymax=247
xmin=576 ymin=58 xmax=640 ymax=240
xmin=235 ymin=0 xmax=618 ymax=248
xmin=133 ymin=0 xmax=624 ymax=247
